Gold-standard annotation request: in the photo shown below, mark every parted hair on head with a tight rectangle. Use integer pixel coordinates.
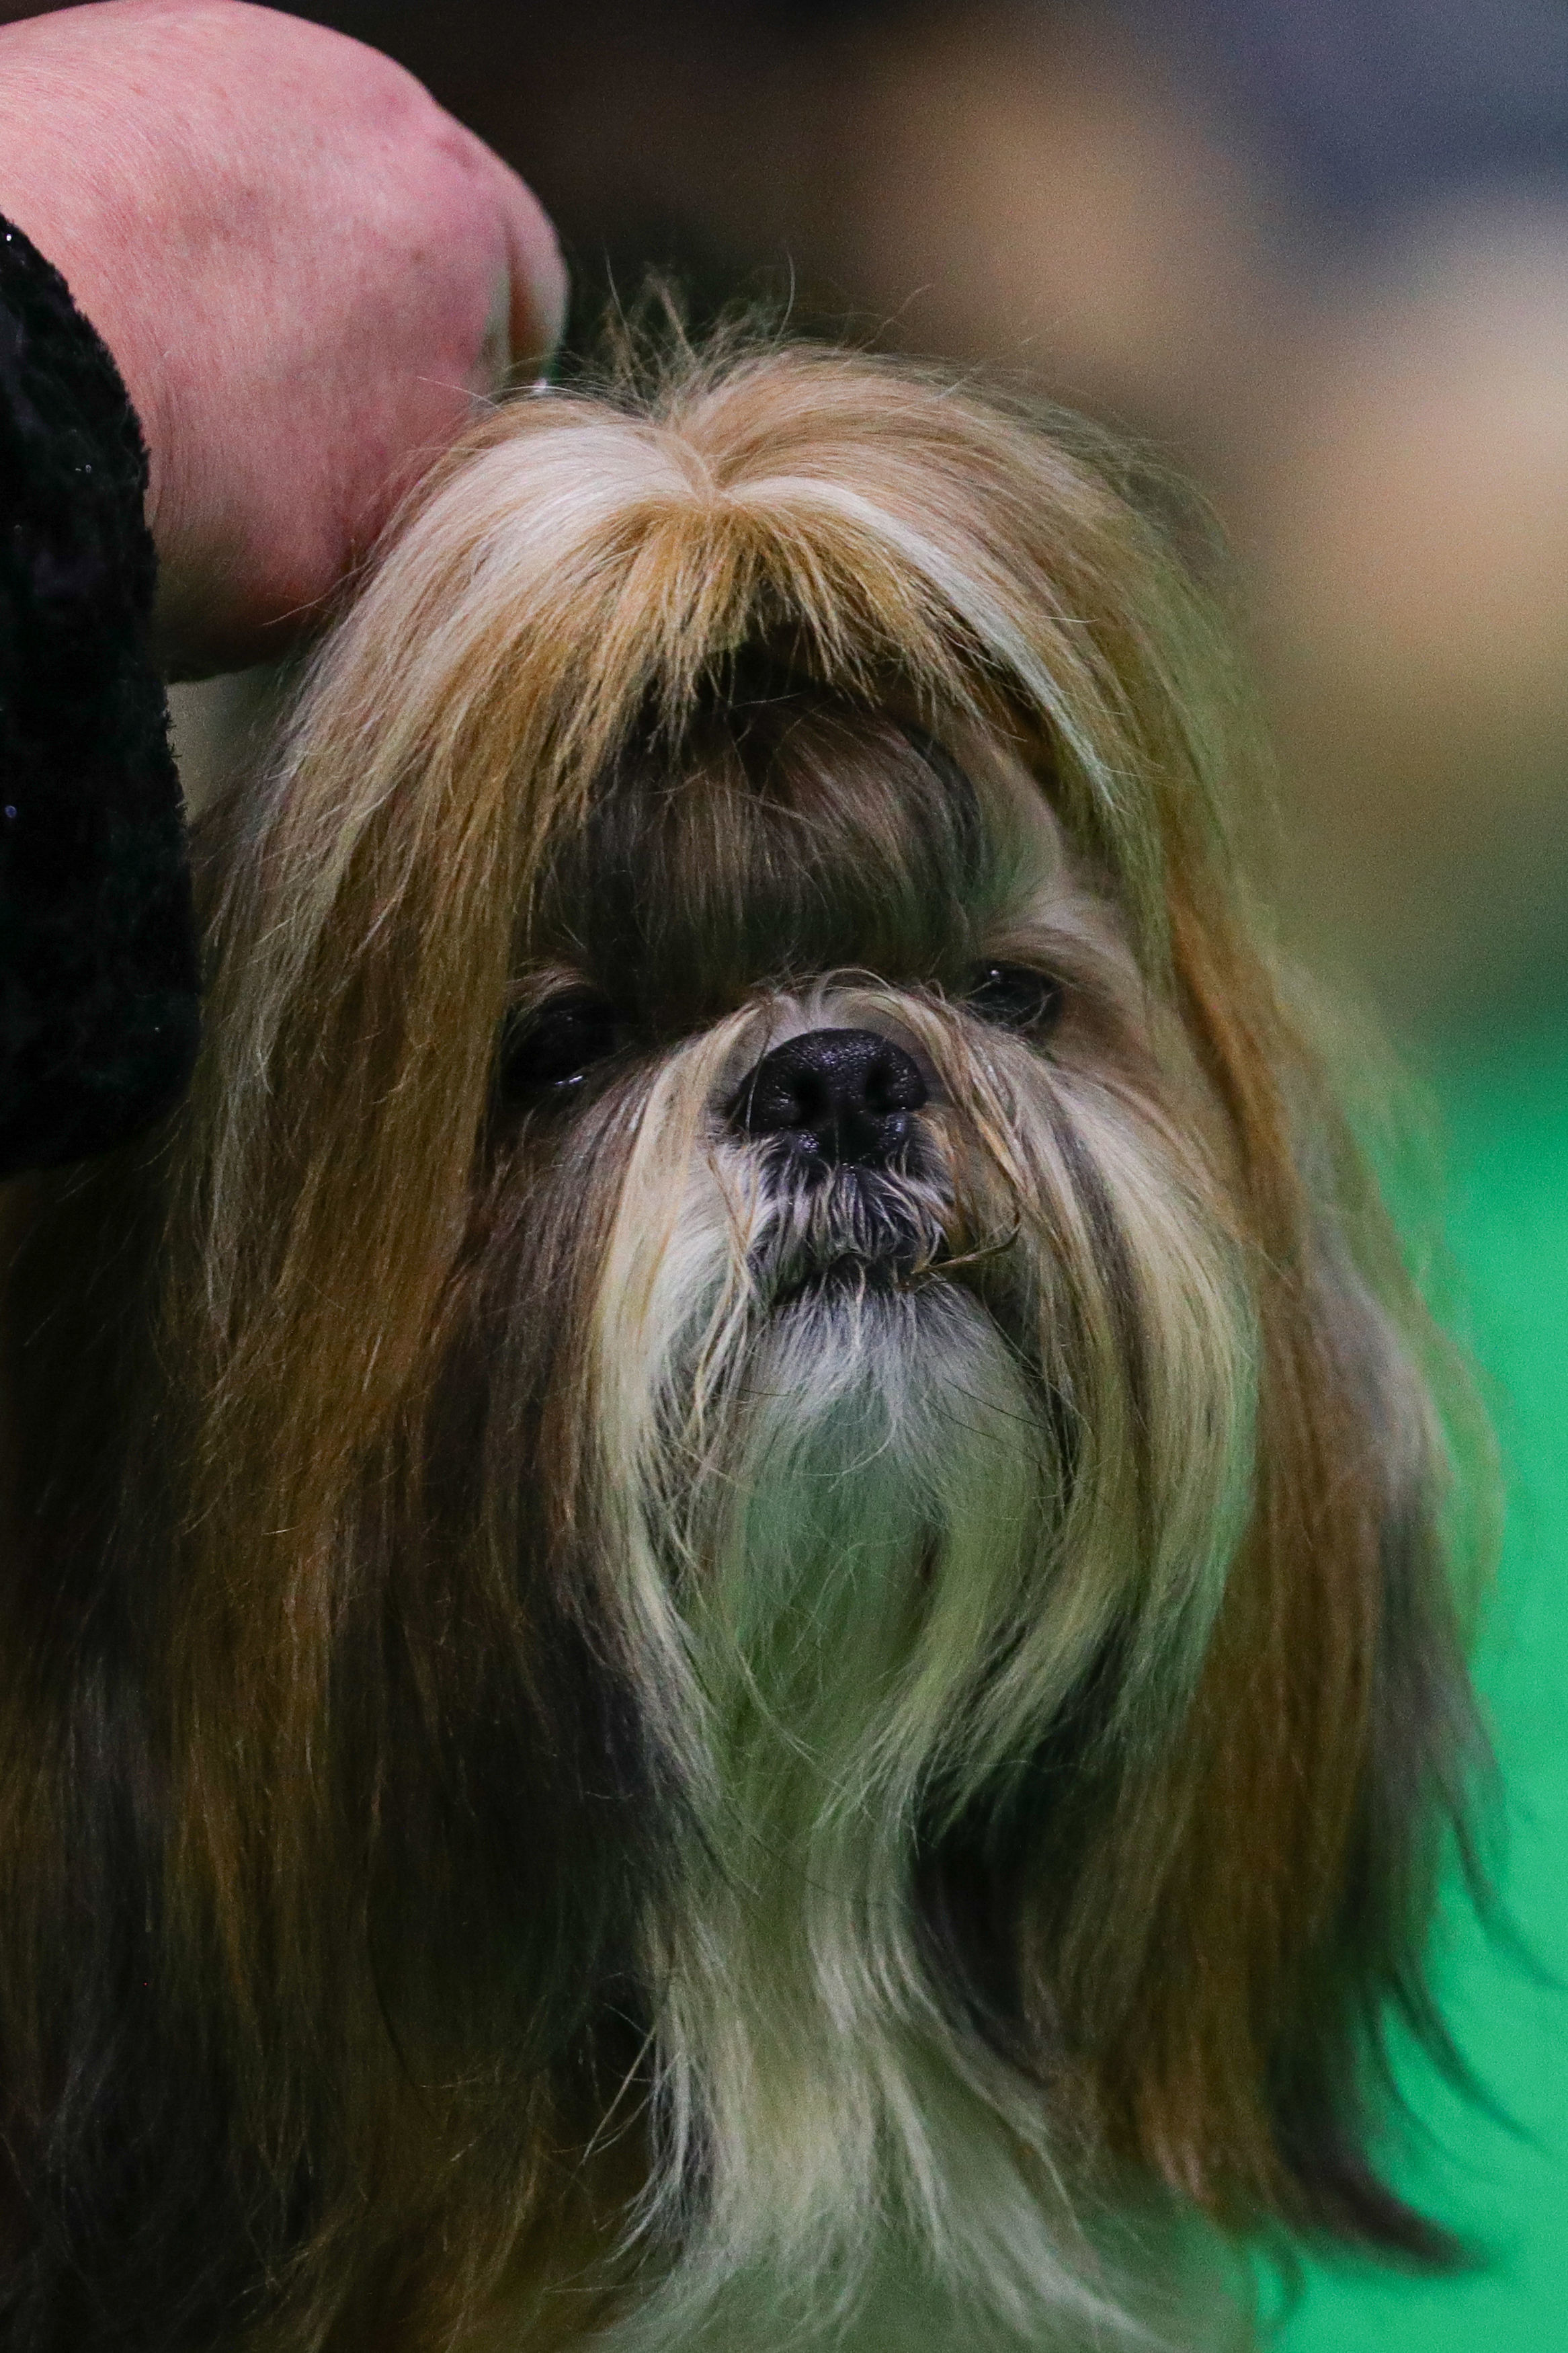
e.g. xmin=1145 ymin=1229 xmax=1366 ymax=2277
xmin=4 ymin=331 xmax=1488 ymax=2352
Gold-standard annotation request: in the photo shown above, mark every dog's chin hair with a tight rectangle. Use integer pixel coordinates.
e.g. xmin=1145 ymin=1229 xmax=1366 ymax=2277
xmin=573 ymin=1008 xmax=1258 ymax=2349
xmin=611 ymin=1285 xmax=1143 ymax=2352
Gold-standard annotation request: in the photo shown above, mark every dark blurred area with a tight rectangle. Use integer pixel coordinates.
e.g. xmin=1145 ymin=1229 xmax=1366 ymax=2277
xmin=22 ymin=0 xmax=1568 ymax=1037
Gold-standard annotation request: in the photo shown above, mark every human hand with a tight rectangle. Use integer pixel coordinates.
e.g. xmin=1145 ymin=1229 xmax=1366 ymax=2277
xmin=0 ymin=0 xmax=566 ymax=677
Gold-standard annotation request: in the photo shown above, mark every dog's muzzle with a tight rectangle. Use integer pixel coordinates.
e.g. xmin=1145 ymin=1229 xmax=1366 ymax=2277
xmin=731 ymin=1028 xmax=942 ymax=1300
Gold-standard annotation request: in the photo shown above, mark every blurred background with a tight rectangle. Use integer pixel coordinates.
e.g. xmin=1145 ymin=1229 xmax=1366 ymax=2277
xmin=13 ymin=0 xmax=1568 ymax=2344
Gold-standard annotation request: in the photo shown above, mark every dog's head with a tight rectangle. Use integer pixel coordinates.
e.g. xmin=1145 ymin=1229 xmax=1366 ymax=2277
xmin=17 ymin=345 xmax=1483 ymax=2345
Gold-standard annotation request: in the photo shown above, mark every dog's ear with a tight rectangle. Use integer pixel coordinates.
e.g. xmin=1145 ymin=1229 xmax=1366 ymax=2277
xmin=1034 ymin=876 xmax=1486 ymax=2256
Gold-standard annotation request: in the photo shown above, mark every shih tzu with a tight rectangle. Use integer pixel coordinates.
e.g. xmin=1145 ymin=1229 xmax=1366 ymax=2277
xmin=4 ymin=340 xmax=1483 ymax=2352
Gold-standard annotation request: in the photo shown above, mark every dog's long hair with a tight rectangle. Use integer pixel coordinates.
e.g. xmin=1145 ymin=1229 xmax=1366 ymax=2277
xmin=4 ymin=340 xmax=1485 ymax=2350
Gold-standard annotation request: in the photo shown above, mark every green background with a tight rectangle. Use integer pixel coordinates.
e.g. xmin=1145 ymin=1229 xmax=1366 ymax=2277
xmin=1284 ymin=1035 xmax=1568 ymax=2348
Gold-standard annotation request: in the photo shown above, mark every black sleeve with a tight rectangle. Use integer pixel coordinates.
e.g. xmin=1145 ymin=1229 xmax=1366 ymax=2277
xmin=0 ymin=216 xmax=200 ymax=1179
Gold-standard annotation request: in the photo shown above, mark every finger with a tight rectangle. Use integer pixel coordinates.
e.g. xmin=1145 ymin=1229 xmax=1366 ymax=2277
xmin=472 ymin=266 xmax=513 ymax=401
xmin=487 ymin=153 xmax=569 ymax=377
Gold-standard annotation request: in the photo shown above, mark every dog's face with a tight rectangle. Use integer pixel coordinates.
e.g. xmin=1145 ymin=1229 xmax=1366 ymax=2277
xmin=489 ymin=676 xmax=1251 ymax=1730
xmin=12 ymin=347 xmax=1480 ymax=2351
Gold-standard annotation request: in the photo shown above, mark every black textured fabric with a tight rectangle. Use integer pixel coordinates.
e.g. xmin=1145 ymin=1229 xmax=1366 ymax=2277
xmin=0 ymin=217 xmax=199 ymax=1177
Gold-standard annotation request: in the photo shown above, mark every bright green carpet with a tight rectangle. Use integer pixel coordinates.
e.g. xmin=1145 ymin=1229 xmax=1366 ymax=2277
xmin=1282 ymin=1033 xmax=1568 ymax=2349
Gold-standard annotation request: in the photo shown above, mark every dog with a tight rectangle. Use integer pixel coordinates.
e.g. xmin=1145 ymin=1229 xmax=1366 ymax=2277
xmin=3 ymin=338 xmax=1484 ymax=2351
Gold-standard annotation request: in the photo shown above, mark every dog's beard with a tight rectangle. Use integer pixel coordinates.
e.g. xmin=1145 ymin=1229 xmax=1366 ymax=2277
xmin=650 ymin=1288 xmax=1079 ymax=2346
xmin=560 ymin=994 xmax=1258 ymax=2347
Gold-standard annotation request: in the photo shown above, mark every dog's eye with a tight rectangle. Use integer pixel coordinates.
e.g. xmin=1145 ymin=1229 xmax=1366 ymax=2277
xmin=965 ymin=963 xmax=1063 ymax=1033
xmin=499 ymin=990 xmax=620 ymax=1097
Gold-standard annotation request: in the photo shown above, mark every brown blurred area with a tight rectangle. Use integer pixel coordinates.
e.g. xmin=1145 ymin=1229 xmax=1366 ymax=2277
xmin=26 ymin=0 xmax=1568 ymax=1039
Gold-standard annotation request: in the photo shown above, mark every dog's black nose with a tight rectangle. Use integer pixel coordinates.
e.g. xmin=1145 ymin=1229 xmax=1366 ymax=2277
xmin=733 ymin=1027 xmax=928 ymax=1166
